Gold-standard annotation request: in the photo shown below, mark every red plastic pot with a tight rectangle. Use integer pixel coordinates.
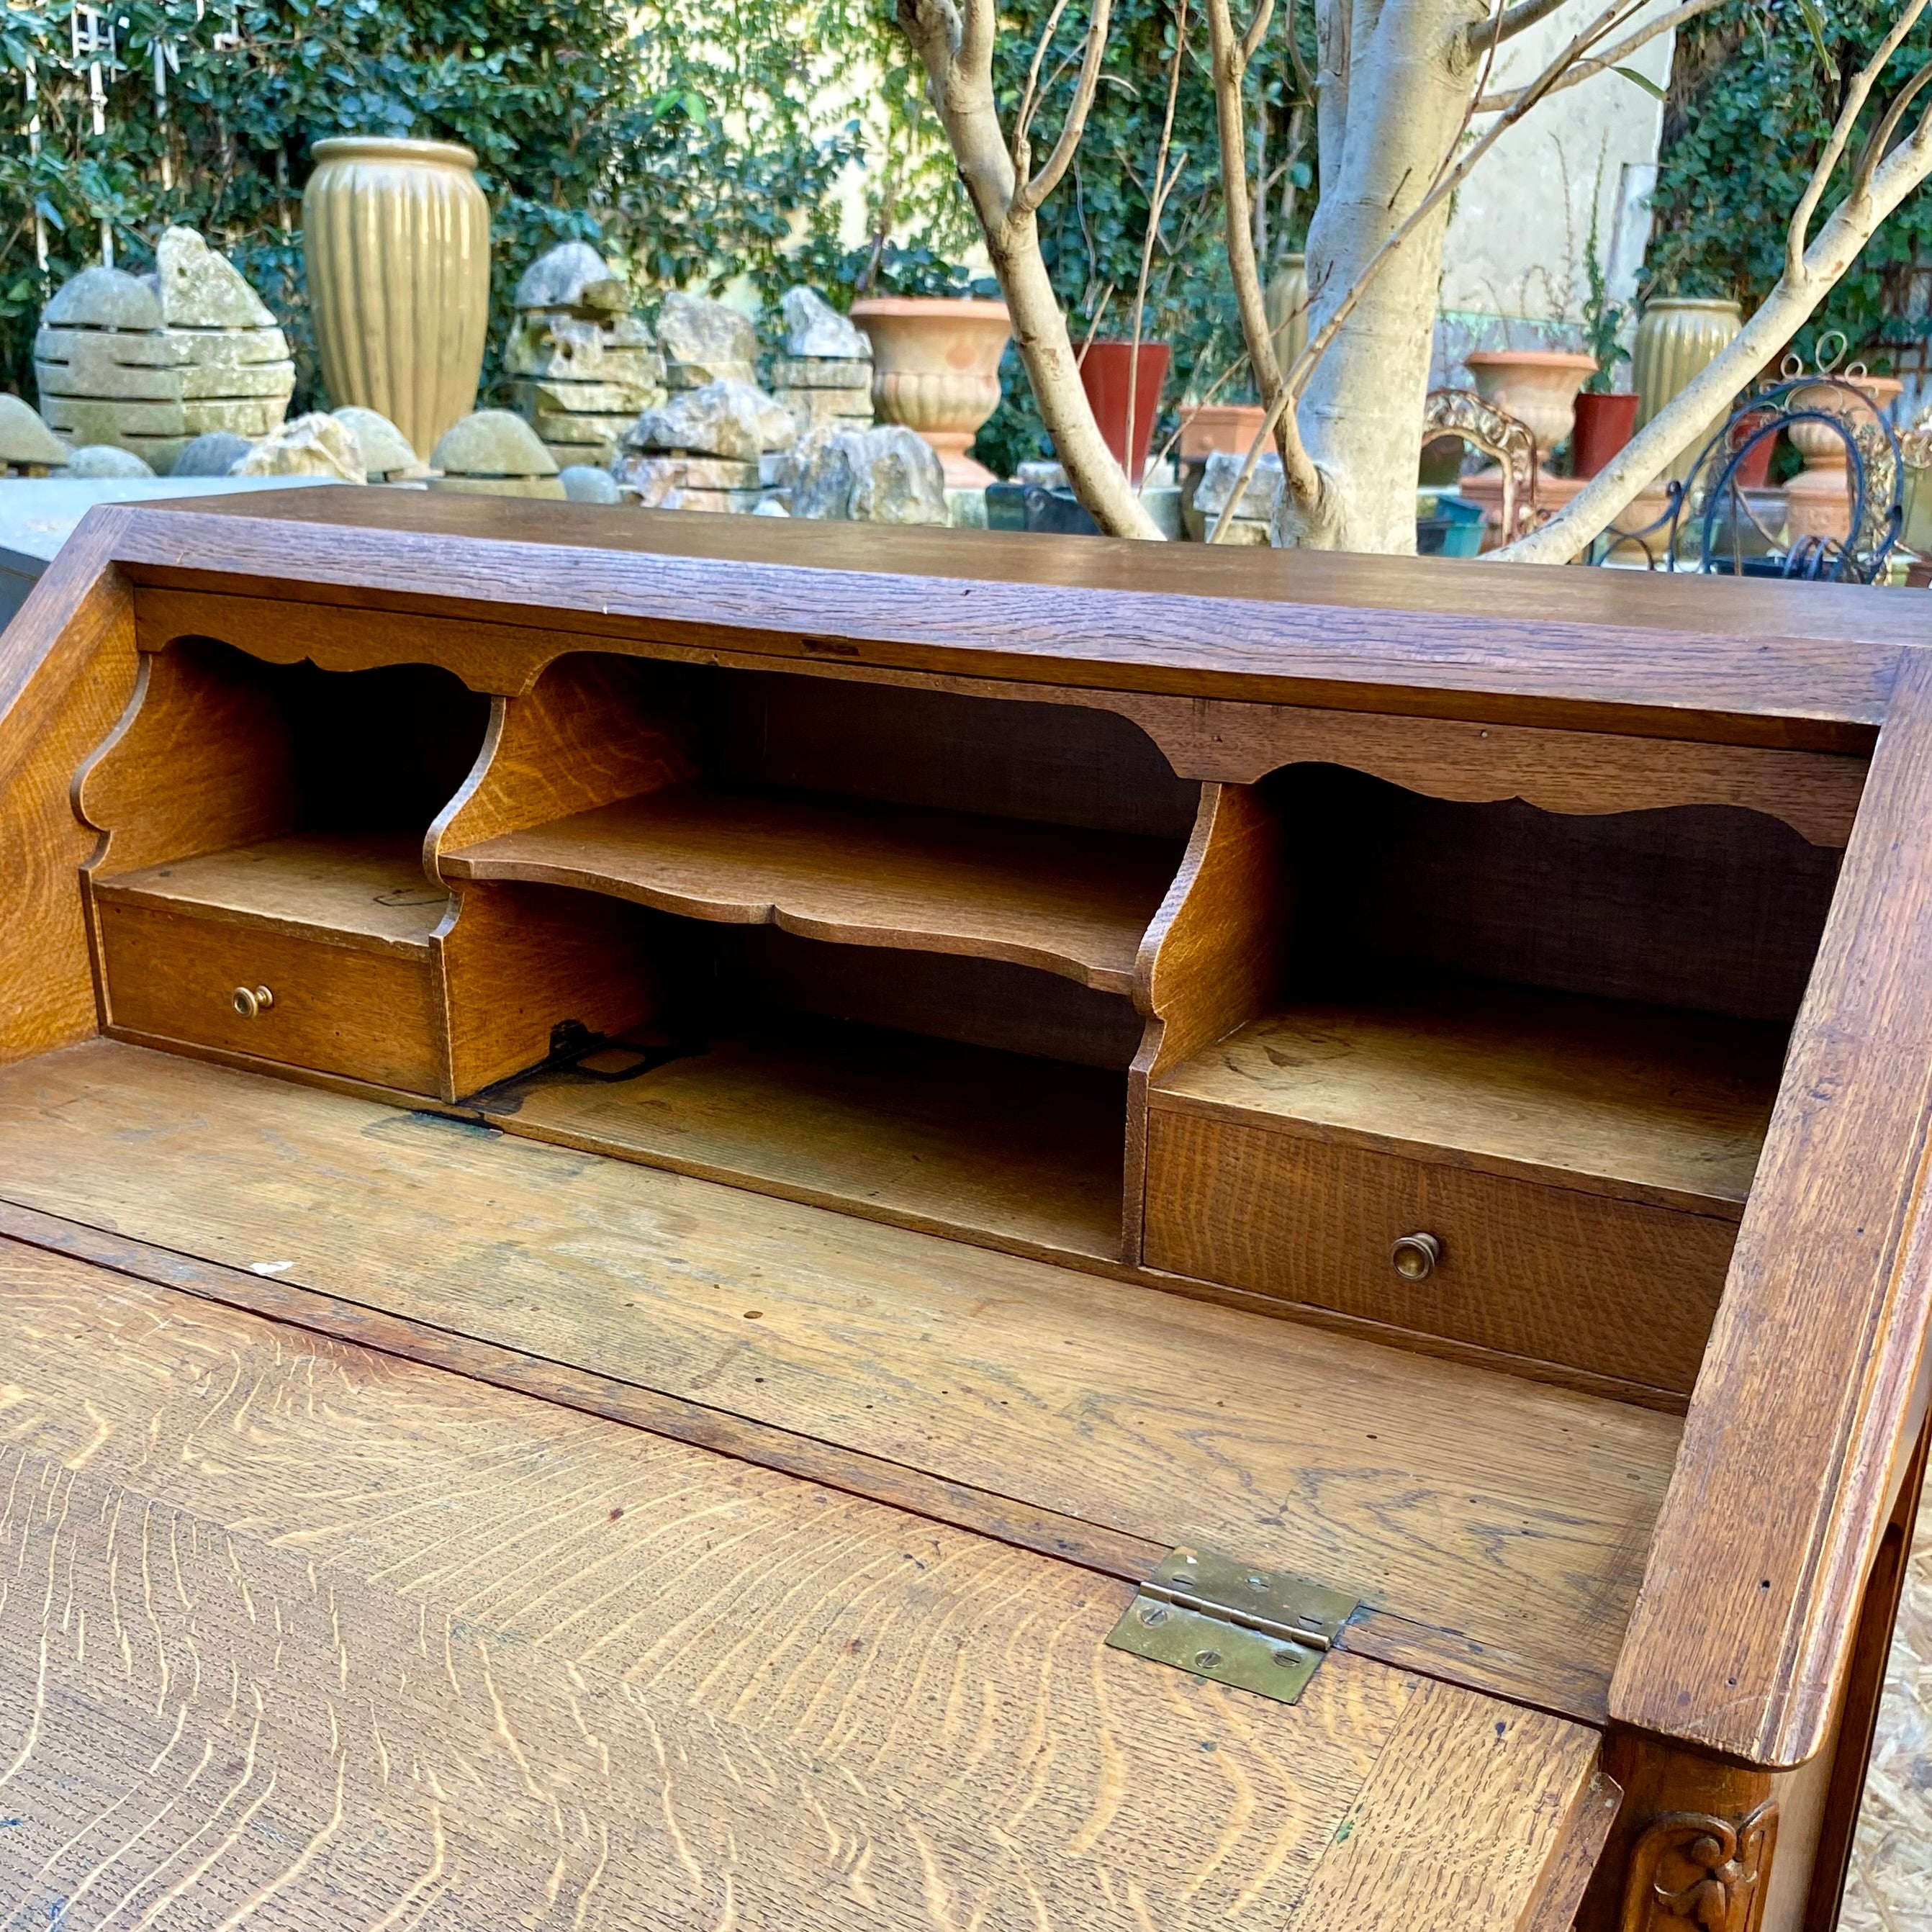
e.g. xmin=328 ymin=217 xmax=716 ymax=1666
xmin=1571 ymin=392 xmax=1638 ymax=477
xmin=1078 ymin=340 xmax=1171 ymax=484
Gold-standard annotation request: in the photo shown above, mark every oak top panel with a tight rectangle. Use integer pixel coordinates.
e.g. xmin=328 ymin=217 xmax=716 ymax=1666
xmin=94 ymin=829 xmax=451 ymax=952
xmin=0 ymin=1039 xmax=1684 ymax=1720
xmin=92 ymin=492 xmax=1906 ymax=741
xmin=0 ymin=1239 xmax=1604 ymax=1929
xmin=1152 ymin=981 xmax=1786 ymax=1214
xmin=442 ymin=783 xmax=1180 ymax=991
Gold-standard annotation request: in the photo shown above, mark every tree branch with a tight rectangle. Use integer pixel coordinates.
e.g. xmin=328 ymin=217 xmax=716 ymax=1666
xmin=1474 ymin=0 xmax=1725 ymax=114
xmin=1787 ymin=0 xmax=1928 ymax=279
xmin=1240 ymin=0 xmax=1277 ymax=65
xmin=1497 ymin=84 xmax=1932 ymax=566
xmin=1466 ymin=0 xmax=1570 ymax=56
xmin=1012 ymin=1 xmax=1115 ymax=218
xmin=1013 ymin=0 xmax=1075 ymax=177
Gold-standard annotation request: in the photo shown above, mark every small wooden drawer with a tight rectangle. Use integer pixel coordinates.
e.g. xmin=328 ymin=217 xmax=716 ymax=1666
xmin=1144 ymin=1108 xmax=1738 ymax=1394
xmin=97 ymin=900 xmax=443 ymax=1096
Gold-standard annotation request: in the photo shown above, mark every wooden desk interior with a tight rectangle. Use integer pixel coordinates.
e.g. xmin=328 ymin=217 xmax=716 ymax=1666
xmin=6 ymin=492 xmax=1927 ymax=1929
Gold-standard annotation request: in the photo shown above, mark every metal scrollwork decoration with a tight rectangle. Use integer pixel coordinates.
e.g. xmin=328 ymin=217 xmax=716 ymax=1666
xmin=1592 ymin=330 xmax=1904 ymax=581
xmin=1617 ymin=1802 xmax=1780 ymax=1932
xmin=1421 ymin=389 xmax=1541 ymax=543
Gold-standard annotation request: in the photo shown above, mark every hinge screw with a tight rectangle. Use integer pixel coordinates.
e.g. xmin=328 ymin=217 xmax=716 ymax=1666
xmin=1139 ymin=1604 xmax=1168 ymax=1626
xmin=1273 ymin=1650 xmax=1300 ymax=1667
xmin=1194 ymin=1650 xmax=1222 ymax=1669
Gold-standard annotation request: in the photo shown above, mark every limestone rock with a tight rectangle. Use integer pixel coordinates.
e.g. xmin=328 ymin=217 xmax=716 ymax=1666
xmin=153 ymin=226 xmax=277 ymax=329
xmin=753 ymin=499 xmax=790 ymax=516
xmin=513 ymin=242 xmax=628 ymax=317
xmin=171 ymin=430 xmax=255 ymax=477
xmin=1194 ymin=448 xmax=1283 ymax=522
xmin=44 ymin=266 xmax=162 ymax=333
xmin=506 ymin=246 xmax=665 ymax=469
xmin=790 ymin=424 xmax=947 ymax=525
xmin=772 ymin=386 xmax=874 ymax=440
xmin=769 ymin=356 xmax=872 ymax=392
xmin=0 ymin=393 xmax=73 ymax=474
xmin=233 ymin=412 xmax=366 ymax=483
xmin=560 ymin=464 xmax=624 ymax=503
xmin=656 ymin=292 xmax=758 ymax=382
xmin=67 ymin=444 xmax=155 ymax=478
xmin=330 ymin=406 xmax=424 ymax=482
xmin=781 ymin=287 xmax=869 ymax=360
xmin=625 ymin=380 xmax=790 ymax=463
xmin=430 ymin=409 xmax=565 ymax=497
xmin=33 ymin=230 xmax=293 ymax=470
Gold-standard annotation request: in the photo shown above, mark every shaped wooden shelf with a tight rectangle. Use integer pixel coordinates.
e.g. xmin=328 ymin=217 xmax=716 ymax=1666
xmin=440 ymin=785 xmax=1183 ymax=992
xmin=94 ymin=831 xmax=450 ymax=956
xmin=487 ymin=1014 xmax=1126 ymax=1263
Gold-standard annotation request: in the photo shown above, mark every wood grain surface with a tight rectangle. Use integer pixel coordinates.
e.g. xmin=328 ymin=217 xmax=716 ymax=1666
xmin=0 ymin=1236 xmax=1607 ymax=1932
xmin=95 ymin=832 xmax=448 ymax=954
xmin=0 ymin=523 xmax=140 ymax=1065
xmin=1612 ymin=645 xmax=1932 ymax=1766
xmin=1144 ymin=1111 xmax=1736 ymax=1395
xmin=0 ymin=1039 xmax=1683 ymax=1722
xmin=1151 ymin=983 xmax=1782 ymax=1214
xmin=0 ymin=1240 xmax=1610 ymax=1931
xmin=107 ymin=495 xmax=1902 ymax=744
xmin=443 ymin=784 xmax=1183 ymax=993
xmin=490 ymin=1016 xmax=1126 ymax=1263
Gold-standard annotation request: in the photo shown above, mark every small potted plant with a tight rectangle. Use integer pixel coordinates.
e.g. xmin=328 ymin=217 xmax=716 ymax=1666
xmin=1570 ymin=207 xmax=1635 ymax=478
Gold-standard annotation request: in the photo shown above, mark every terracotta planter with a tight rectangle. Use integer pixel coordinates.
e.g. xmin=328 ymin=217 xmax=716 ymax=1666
xmin=1463 ymin=350 xmax=1597 ymax=461
xmin=1634 ymin=298 xmax=1741 ymax=482
xmin=303 ymin=137 xmax=489 ymax=461
xmin=1571 ymin=392 xmax=1638 ymax=478
xmin=1725 ymin=410 xmax=1779 ymax=489
xmin=849 ymin=297 xmax=1011 ymax=489
xmin=1178 ymin=402 xmax=1265 ymax=461
xmin=1265 ymin=254 xmax=1308 ymax=373
xmin=1078 ymin=340 xmax=1170 ymax=484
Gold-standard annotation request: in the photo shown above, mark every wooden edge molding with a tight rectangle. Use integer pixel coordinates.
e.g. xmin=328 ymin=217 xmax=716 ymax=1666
xmin=1610 ymin=644 xmax=1932 ymax=1766
xmin=109 ymin=502 xmax=1895 ymax=746
xmin=0 ymin=1197 xmax=1612 ymax=1724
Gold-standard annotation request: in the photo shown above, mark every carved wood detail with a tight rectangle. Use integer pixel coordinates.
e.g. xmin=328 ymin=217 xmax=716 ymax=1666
xmin=1617 ymin=1801 xmax=1779 ymax=1932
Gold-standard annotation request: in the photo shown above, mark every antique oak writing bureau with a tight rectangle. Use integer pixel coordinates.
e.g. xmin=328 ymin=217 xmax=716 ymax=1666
xmin=0 ymin=488 xmax=1926 ymax=1928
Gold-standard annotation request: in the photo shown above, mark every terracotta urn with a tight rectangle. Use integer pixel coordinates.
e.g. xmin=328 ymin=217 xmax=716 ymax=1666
xmin=302 ymin=137 xmax=492 ymax=462
xmin=1634 ymin=298 xmax=1741 ymax=482
xmin=849 ymin=297 xmax=1011 ymax=489
xmin=1078 ymin=340 xmax=1170 ymax=484
xmin=1462 ymin=349 xmax=1597 ymax=464
xmin=1783 ymin=371 xmax=1903 ymax=546
xmin=1178 ymin=402 xmax=1267 ymax=461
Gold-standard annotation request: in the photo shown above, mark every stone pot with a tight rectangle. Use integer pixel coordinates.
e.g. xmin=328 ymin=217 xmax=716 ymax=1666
xmin=1571 ymin=392 xmax=1638 ymax=479
xmin=1078 ymin=340 xmax=1170 ymax=484
xmin=303 ymin=137 xmax=492 ymax=462
xmin=1783 ymin=372 xmax=1903 ymax=546
xmin=1634 ymin=298 xmax=1741 ymax=482
xmin=849 ymin=297 xmax=1011 ymax=489
xmin=1265 ymin=254 xmax=1308 ymax=374
xmin=1463 ymin=349 xmax=1597 ymax=461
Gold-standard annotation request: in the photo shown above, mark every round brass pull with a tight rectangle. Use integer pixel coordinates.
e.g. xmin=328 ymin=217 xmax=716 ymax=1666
xmin=230 ymin=985 xmax=275 ymax=1020
xmin=1390 ymin=1232 xmax=1442 ymax=1281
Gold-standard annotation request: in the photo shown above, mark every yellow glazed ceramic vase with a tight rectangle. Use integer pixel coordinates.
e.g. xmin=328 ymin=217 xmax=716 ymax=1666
xmin=302 ymin=137 xmax=491 ymax=462
xmin=1633 ymin=297 xmax=1741 ymax=483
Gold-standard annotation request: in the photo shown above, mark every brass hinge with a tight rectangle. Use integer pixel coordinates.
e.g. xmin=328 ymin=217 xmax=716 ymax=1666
xmin=1105 ymin=1546 xmax=1360 ymax=1705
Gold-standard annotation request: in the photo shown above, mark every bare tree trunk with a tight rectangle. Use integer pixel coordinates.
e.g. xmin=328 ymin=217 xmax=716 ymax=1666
xmin=1290 ymin=0 xmax=1484 ymax=550
xmin=897 ymin=0 xmax=1163 ymax=538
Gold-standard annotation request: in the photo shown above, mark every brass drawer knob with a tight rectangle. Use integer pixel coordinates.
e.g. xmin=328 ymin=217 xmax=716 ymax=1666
xmin=1390 ymin=1232 xmax=1441 ymax=1281
xmin=230 ymin=985 xmax=275 ymax=1020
